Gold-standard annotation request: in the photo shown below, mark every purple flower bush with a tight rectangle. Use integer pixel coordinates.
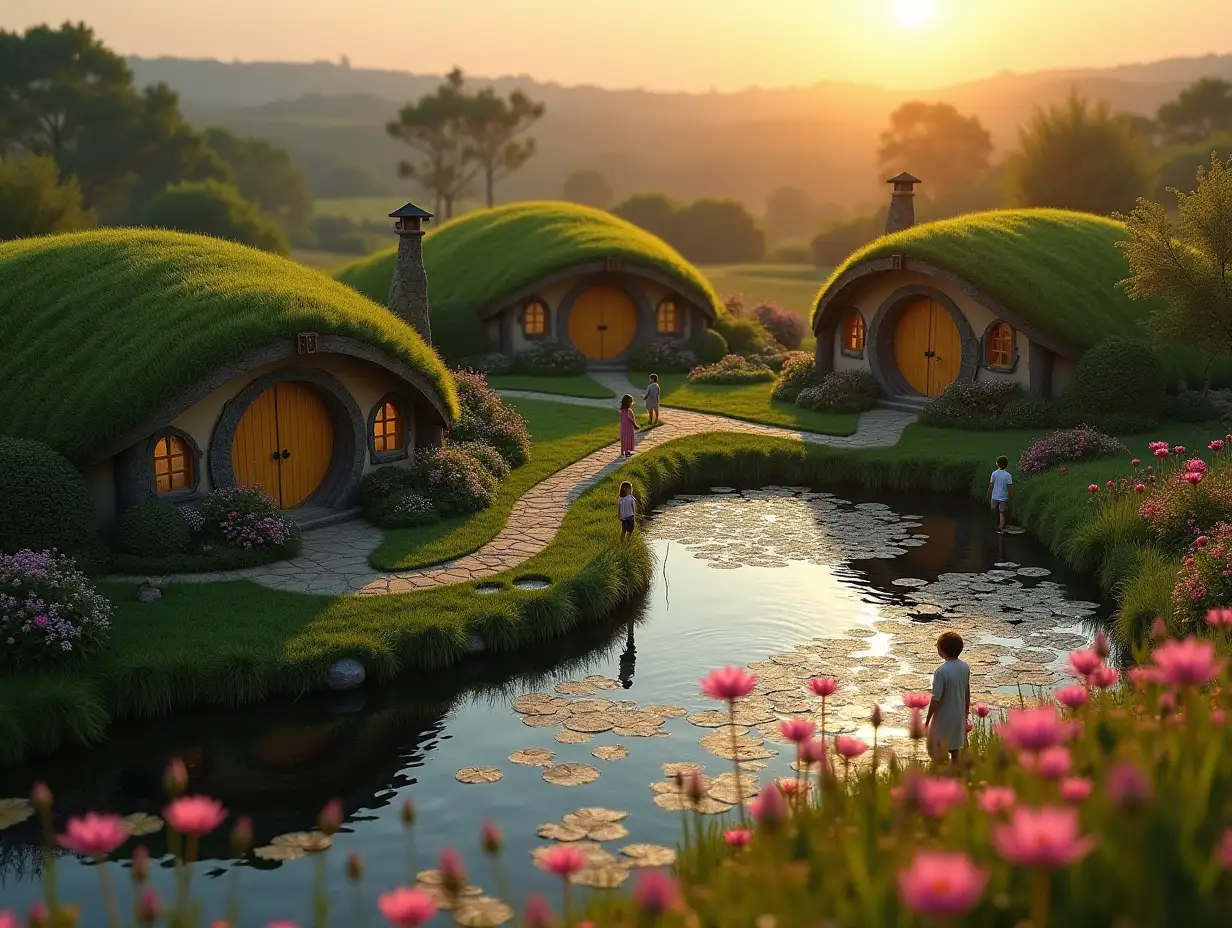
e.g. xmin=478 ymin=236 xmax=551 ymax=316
xmin=407 ymin=445 xmax=496 ymax=517
xmin=202 ymin=487 xmax=296 ymax=551
xmin=0 ymin=549 xmax=110 ymax=669
xmin=450 ymin=371 xmax=531 ymax=468
xmin=511 ymin=340 xmax=587 ymax=377
xmin=795 ymin=370 xmax=879 ymax=413
xmin=752 ymin=301 xmax=806 ymax=350
xmin=771 ymin=352 xmax=819 ymax=402
xmin=687 ymin=354 xmax=776 ymax=385
xmin=628 ymin=339 xmax=699 ymax=373
xmin=1017 ymin=427 xmax=1129 ymax=476
xmin=371 ymin=490 xmax=440 ymax=528
xmin=919 ymin=381 xmax=1026 ymax=429
xmin=453 ymin=352 xmax=514 ymax=376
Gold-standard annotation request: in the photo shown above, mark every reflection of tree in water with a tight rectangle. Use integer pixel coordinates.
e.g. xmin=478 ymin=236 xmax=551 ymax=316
xmin=0 ymin=603 xmax=646 ymax=880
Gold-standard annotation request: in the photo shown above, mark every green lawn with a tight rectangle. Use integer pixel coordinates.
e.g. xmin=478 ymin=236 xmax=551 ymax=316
xmin=292 ymin=248 xmax=362 ymax=272
xmin=700 ymin=261 xmax=830 ymax=320
xmin=645 ymin=373 xmax=857 ymax=436
xmin=314 ymin=197 xmax=483 ymax=223
xmin=487 ymin=375 xmax=615 ymax=399
xmin=369 ymin=398 xmax=616 ymax=570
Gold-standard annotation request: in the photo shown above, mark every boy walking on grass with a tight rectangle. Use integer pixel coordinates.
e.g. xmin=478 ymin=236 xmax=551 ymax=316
xmin=988 ymin=455 xmax=1012 ymax=534
xmin=925 ymin=631 xmax=971 ymax=765
xmin=643 ymin=374 xmax=661 ymax=427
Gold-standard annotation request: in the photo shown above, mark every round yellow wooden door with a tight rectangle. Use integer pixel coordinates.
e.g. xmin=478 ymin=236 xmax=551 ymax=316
xmin=567 ymin=284 xmax=638 ymax=360
xmin=893 ymin=298 xmax=961 ymax=397
xmin=230 ymin=382 xmax=334 ymax=509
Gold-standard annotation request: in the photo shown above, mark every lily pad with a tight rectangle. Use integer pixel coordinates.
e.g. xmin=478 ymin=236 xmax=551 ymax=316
xmin=456 ymin=767 xmax=503 ymax=785
xmin=271 ymin=831 xmax=332 ymax=852
xmin=564 ymin=807 xmax=628 ymax=826
xmin=543 ymin=763 xmax=601 ymax=787
xmin=0 ymin=799 xmax=34 ymax=830
xmin=564 ymin=714 xmax=613 ymax=733
xmin=620 ymin=844 xmax=677 ymax=867
xmin=592 ymin=745 xmax=629 ymax=761
xmin=584 ymin=823 xmax=629 ymax=841
xmin=652 ymin=792 xmax=732 ymax=814
xmin=509 ymin=748 xmax=556 ymax=767
xmin=521 ymin=715 xmax=562 ymax=729
xmin=661 ymin=762 xmax=703 ymax=777
xmin=537 ymin=822 xmax=588 ymax=842
xmin=554 ymin=681 xmax=594 ymax=696
xmin=454 ymin=897 xmax=514 ymax=927
xmin=254 ymin=843 xmax=307 ymax=862
xmin=641 ymin=704 xmax=687 ymax=718
xmin=569 ymin=864 xmax=630 ymax=888
xmin=554 ymin=729 xmax=594 ymax=744
xmin=122 ymin=813 xmax=163 ymax=837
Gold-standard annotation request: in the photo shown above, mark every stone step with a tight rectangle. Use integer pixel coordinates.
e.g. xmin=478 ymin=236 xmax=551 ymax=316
xmin=877 ymin=395 xmax=931 ymax=414
xmin=290 ymin=506 xmax=362 ymax=533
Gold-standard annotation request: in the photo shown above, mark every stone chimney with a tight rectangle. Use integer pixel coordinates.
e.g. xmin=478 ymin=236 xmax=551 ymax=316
xmin=387 ymin=202 xmax=434 ymax=344
xmin=885 ymin=172 xmax=921 ymax=235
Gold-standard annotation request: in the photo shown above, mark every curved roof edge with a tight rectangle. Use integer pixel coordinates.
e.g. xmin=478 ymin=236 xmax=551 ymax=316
xmin=82 ymin=335 xmax=452 ymax=467
xmin=812 ymin=256 xmax=1080 ymax=360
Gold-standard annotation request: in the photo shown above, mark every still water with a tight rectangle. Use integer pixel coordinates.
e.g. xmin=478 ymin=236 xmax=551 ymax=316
xmin=0 ymin=487 xmax=1104 ymax=923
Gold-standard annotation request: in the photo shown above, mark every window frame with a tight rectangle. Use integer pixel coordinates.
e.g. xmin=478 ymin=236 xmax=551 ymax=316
xmin=840 ymin=310 xmax=866 ymax=359
xmin=520 ymin=298 xmax=550 ymax=339
xmin=982 ymin=320 xmax=1019 ymax=373
xmin=368 ymin=393 xmax=414 ymax=464
xmin=656 ymin=297 xmax=682 ymax=336
xmin=147 ymin=427 xmax=202 ymax=501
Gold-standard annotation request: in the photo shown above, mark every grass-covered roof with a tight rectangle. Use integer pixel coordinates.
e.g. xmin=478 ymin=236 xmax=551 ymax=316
xmin=0 ymin=229 xmax=458 ymax=461
xmin=813 ymin=209 xmax=1166 ymax=353
xmin=337 ymin=201 xmax=724 ymax=361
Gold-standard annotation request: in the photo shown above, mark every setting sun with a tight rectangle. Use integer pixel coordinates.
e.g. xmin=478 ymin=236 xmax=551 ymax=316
xmin=894 ymin=0 xmax=936 ymax=29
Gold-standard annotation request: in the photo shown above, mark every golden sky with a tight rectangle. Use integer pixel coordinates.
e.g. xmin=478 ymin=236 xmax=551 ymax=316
xmin=6 ymin=0 xmax=1232 ymax=91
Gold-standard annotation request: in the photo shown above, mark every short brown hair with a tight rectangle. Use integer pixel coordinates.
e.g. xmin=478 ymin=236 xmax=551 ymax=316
xmin=937 ymin=631 xmax=964 ymax=659
xmin=996 ymin=455 xmax=1009 ymax=469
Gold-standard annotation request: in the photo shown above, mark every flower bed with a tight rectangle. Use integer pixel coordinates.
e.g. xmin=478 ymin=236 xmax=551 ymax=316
xmin=450 ymin=371 xmax=532 ymax=468
xmin=771 ymin=352 xmax=818 ymax=402
xmin=628 ymin=339 xmax=699 ymax=374
xmin=1017 ymin=426 xmax=1129 ymax=476
xmin=795 ymin=370 xmax=879 ymax=413
xmin=0 ymin=549 xmax=111 ymax=670
xmin=752 ymin=301 xmax=805 ymax=350
xmin=687 ymin=354 xmax=775 ymax=385
xmin=510 ymin=340 xmax=588 ymax=377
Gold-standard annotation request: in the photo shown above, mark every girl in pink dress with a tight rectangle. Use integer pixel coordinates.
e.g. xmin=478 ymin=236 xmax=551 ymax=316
xmin=619 ymin=394 xmax=637 ymax=456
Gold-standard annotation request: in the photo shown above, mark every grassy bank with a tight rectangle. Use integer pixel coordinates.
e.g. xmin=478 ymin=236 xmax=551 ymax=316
xmin=646 ymin=373 xmax=857 ymax=435
xmin=487 ymin=374 xmax=615 ymax=399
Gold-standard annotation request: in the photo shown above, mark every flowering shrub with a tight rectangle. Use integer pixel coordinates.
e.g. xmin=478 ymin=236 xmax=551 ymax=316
xmin=451 ymin=440 xmax=511 ymax=481
xmin=1139 ymin=458 xmax=1232 ymax=553
xmin=771 ymin=352 xmax=819 ymax=402
xmin=742 ymin=342 xmax=790 ymax=372
xmin=0 ymin=549 xmax=111 ymax=670
xmin=407 ymin=445 xmax=496 ymax=517
xmin=202 ymin=487 xmax=296 ymax=551
xmin=795 ymin=370 xmax=880 ymax=413
xmin=369 ymin=491 xmax=440 ymax=529
xmin=359 ymin=465 xmax=418 ymax=509
xmin=510 ymin=340 xmax=587 ymax=377
xmin=752 ymin=301 xmax=806 ymax=350
xmin=689 ymin=328 xmax=729 ymax=365
xmin=453 ymin=352 xmax=514 ymax=376
xmin=713 ymin=312 xmax=774 ymax=356
xmin=687 ymin=354 xmax=775 ymax=385
xmin=450 ymin=371 xmax=531 ymax=468
xmin=1017 ymin=426 xmax=1129 ymax=475
xmin=919 ymin=381 xmax=1026 ymax=429
xmin=1172 ymin=521 xmax=1232 ymax=625
xmin=627 ymin=339 xmax=699 ymax=373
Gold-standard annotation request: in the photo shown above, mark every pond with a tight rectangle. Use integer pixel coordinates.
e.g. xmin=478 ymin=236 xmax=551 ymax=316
xmin=0 ymin=487 xmax=1105 ymax=925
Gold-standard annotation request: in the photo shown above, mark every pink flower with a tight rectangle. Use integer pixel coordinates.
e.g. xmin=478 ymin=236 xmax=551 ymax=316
xmin=901 ymin=691 xmax=931 ymax=710
xmin=1131 ymin=457 xmax=1142 ymax=467
xmin=1175 ymin=446 xmax=1187 ymax=455
xmin=377 ymin=887 xmax=437 ymax=927
xmin=1197 ymin=535 xmax=1210 ymax=548
xmin=1184 ymin=471 xmax=1204 ymax=486
xmin=26 ymin=903 xmax=48 ymax=928
xmin=749 ymin=784 xmax=787 ymax=827
xmin=1206 ymin=607 xmax=1232 ymax=628
xmin=1135 ymin=483 xmax=1146 ymax=492
xmin=975 ymin=702 xmax=990 ymax=718
xmin=1186 ymin=458 xmax=1209 ymax=474
xmin=700 ymin=666 xmax=757 ymax=701
xmin=834 ymin=735 xmax=868 ymax=759
xmin=1213 ymin=708 xmax=1227 ymax=726
xmin=537 ymin=844 xmax=587 ymax=877
xmin=1219 ymin=829 xmax=1232 ymax=870
xmin=1093 ymin=632 xmax=1110 ymax=659
xmin=1088 ymin=484 xmax=1099 ymax=494
xmin=633 ymin=869 xmax=680 ymax=916
xmin=1036 ymin=746 xmax=1072 ymax=780
xmin=1151 ymin=617 xmax=1169 ymax=643
xmin=1060 ymin=778 xmax=1093 ymax=803
xmin=1151 ymin=636 xmax=1225 ymax=687
xmin=808 ymin=676 xmax=838 ymax=698
xmin=1090 ymin=666 xmax=1118 ymax=689
xmin=137 ymin=889 xmax=161 ymax=924
xmin=479 ymin=820 xmax=502 ymax=855
xmin=1148 ymin=441 xmax=1169 ymax=453
xmin=57 ymin=813 xmax=129 ymax=856
xmin=522 ymin=894 xmax=554 ymax=928
xmin=1106 ymin=480 xmax=1115 ymax=489
xmin=998 ymin=705 xmax=1066 ymax=752
xmin=778 ymin=719 xmax=816 ymax=743
xmin=993 ymin=805 xmax=1095 ymax=867
xmin=800 ymin=738 xmax=829 ymax=767
xmin=317 ymin=799 xmax=343 ymax=835
xmin=0 ymin=912 xmax=15 ymax=928
xmin=438 ymin=847 xmax=466 ymax=889
xmin=1067 ymin=649 xmax=1103 ymax=677
xmin=163 ymin=796 xmax=227 ymax=837
xmin=917 ymin=777 xmax=966 ymax=818
xmin=1058 ymin=467 xmax=1068 ymax=475
xmin=896 ymin=851 xmax=988 ymax=917
xmin=1154 ymin=448 xmax=1170 ymax=459
xmin=977 ymin=786 xmax=1016 ymax=815
xmin=1211 ymin=441 xmax=1225 ymax=452
xmin=1108 ymin=761 xmax=1152 ymax=806
xmin=1054 ymin=685 xmax=1089 ymax=709
xmin=724 ymin=828 xmax=752 ymax=848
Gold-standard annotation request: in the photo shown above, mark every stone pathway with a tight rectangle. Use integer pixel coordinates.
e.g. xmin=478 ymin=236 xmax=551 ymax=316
xmin=113 ymin=384 xmax=914 ymax=596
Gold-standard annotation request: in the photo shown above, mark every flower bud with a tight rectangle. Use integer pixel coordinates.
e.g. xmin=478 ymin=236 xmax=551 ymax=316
xmin=480 ymin=820 xmax=502 ymax=856
xmin=30 ymin=782 xmax=53 ymax=814
xmin=136 ymin=888 xmax=161 ymax=925
xmin=132 ymin=844 xmax=150 ymax=883
xmin=230 ymin=816 xmax=253 ymax=856
xmin=687 ymin=772 xmax=706 ymax=806
xmin=317 ymin=799 xmax=343 ymax=836
xmin=346 ymin=851 xmax=364 ymax=883
xmin=1151 ymin=617 xmax=1168 ymax=644
xmin=27 ymin=902 xmax=49 ymax=928
xmin=400 ymin=799 xmax=416 ymax=826
xmin=163 ymin=758 xmax=188 ymax=798
xmin=908 ymin=709 xmax=925 ymax=740
xmin=439 ymin=847 xmax=466 ymax=897
xmin=1093 ymin=631 xmax=1110 ymax=660
xmin=870 ymin=705 xmax=883 ymax=729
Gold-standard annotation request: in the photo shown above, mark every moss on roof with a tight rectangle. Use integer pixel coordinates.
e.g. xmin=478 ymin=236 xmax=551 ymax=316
xmin=336 ymin=201 xmax=724 ymax=361
xmin=0 ymin=229 xmax=458 ymax=461
xmin=814 ymin=209 xmax=1166 ymax=352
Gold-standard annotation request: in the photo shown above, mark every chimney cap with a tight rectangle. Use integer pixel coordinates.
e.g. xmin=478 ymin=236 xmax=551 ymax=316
xmin=887 ymin=172 xmax=922 ymax=186
xmin=389 ymin=202 xmax=434 ymax=220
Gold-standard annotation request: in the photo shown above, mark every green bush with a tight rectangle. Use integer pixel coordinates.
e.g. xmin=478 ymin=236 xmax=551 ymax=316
xmin=1162 ymin=390 xmax=1221 ymax=423
xmin=452 ymin=441 xmax=511 ymax=481
xmin=359 ymin=465 xmax=417 ymax=509
xmin=689 ymin=328 xmax=728 ymax=365
xmin=687 ymin=354 xmax=775 ymax=385
xmin=919 ymin=381 xmax=1026 ymax=429
xmin=110 ymin=537 xmax=303 ymax=575
xmin=771 ymin=353 xmax=819 ymax=402
xmin=999 ymin=395 xmax=1058 ymax=429
xmin=369 ymin=491 xmax=440 ymax=529
xmin=795 ymin=370 xmax=879 ymax=413
xmin=114 ymin=501 xmax=191 ymax=557
xmin=1066 ymin=336 xmax=1166 ymax=420
xmin=627 ymin=339 xmax=698 ymax=373
xmin=510 ymin=340 xmax=587 ymax=376
xmin=0 ymin=437 xmax=98 ymax=554
xmin=713 ymin=314 xmax=772 ymax=355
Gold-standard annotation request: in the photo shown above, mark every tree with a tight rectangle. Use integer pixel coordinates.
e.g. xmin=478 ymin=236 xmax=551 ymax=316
xmin=1117 ymin=153 xmax=1232 ymax=370
xmin=1007 ymin=93 xmax=1153 ymax=215
xmin=0 ymin=154 xmax=94 ymax=240
xmin=1155 ymin=132 xmax=1232 ymax=198
xmin=1157 ymin=77 xmax=1232 ymax=144
xmin=144 ymin=180 xmax=289 ymax=254
xmin=563 ymin=170 xmax=615 ymax=209
xmin=203 ymin=127 xmax=313 ymax=228
xmin=462 ymin=84 xmax=545 ymax=207
xmin=611 ymin=193 xmax=679 ymax=240
xmin=669 ymin=199 xmax=766 ymax=264
xmin=764 ymin=186 xmax=814 ymax=241
xmin=877 ymin=102 xmax=993 ymax=197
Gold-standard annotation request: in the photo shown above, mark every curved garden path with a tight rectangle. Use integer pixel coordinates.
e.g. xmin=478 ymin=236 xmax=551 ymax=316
xmin=116 ymin=374 xmax=915 ymax=596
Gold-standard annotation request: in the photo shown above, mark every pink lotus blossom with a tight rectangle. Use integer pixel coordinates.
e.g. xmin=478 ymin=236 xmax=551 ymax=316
xmin=749 ymin=784 xmax=787 ymax=827
xmin=808 ymin=676 xmax=838 ymax=698
xmin=164 ymin=758 xmax=188 ymax=797
xmin=633 ymin=869 xmax=680 ymax=916
xmin=998 ymin=705 xmax=1066 ymax=752
xmin=1135 ymin=483 xmax=1146 ymax=492
xmin=377 ymin=887 xmax=437 ymax=927
xmin=1036 ymin=746 xmax=1073 ymax=780
xmin=700 ymin=666 xmax=757 ymax=701
xmin=1088 ymin=484 xmax=1099 ymax=494
xmin=1206 ymin=607 xmax=1232 ymax=628
xmin=1154 ymin=448 xmax=1170 ymax=459
xmin=800 ymin=738 xmax=829 ymax=767
xmin=164 ymin=796 xmax=227 ymax=837
xmin=1151 ymin=636 xmax=1224 ymax=687
xmin=724 ymin=828 xmax=752 ymax=848
xmin=974 ymin=702 xmax=990 ymax=718
xmin=522 ymin=894 xmax=554 ymax=928
xmin=1128 ymin=666 xmax=1155 ymax=690
xmin=1175 ymin=446 xmax=1187 ymax=455
xmin=977 ymin=786 xmax=1016 ymax=815
xmin=1151 ymin=617 xmax=1169 ymax=643
xmin=1108 ymin=761 xmax=1152 ymax=806
xmin=1090 ymin=666 xmax=1118 ymax=689
xmin=993 ymin=805 xmax=1095 ymax=867
xmin=834 ymin=735 xmax=868 ymax=759
xmin=137 ymin=889 xmax=161 ymax=923
xmin=778 ymin=719 xmax=816 ymax=743
xmin=57 ymin=813 xmax=129 ymax=857
xmin=1055 ymin=685 xmax=1089 ymax=709
xmin=1060 ymin=778 xmax=1093 ymax=803
xmin=1219 ymin=829 xmax=1232 ymax=870
xmin=0 ymin=912 xmax=14 ymax=928
xmin=1213 ymin=708 xmax=1227 ymax=726
xmin=966 ymin=719 xmax=974 ymax=732
xmin=317 ymin=799 xmax=343 ymax=835
xmin=1211 ymin=441 xmax=1225 ymax=452
xmin=1067 ymin=649 xmax=1103 ymax=677
xmin=537 ymin=845 xmax=587 ymax=877
xmin=901 ymin=691 xmax=931 ymax=709
xmin=917 ymin=777 xmax=967 ymax=818
xmin=896 ymin=851 xmax=988 ymax=917
xmin=1148 ymin=441 xmax=1169 ymax=453
xmin=1093 ymin=632 xmax=1110 ymax=659
xmin=480 ymin=820 xmax=502 ymax=855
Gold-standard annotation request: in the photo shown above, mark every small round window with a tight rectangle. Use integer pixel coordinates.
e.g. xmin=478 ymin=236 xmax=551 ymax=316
xmin=154 ymin=435 xmax=193 ymax=494
xmin=372 ymin=401 xmax=405 ymax=453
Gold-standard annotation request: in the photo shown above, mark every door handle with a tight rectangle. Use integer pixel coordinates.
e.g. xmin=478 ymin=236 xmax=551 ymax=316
xmin=271 ymin=451 xmax=280 ymax=461
xmin=281 ymin=450 xmax=291 ymax=459
xmin=597 ymin=324 xmax=609 ymax=331
xmin=924 ymin=350 xmax=934 ymax=357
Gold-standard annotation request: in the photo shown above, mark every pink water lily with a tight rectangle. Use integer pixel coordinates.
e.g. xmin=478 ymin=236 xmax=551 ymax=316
xmin=1067 ymin=649 xmax=1103 ymax=678
xmin=633 ymin=869 xmax=680 ymax=916
xmin=808 ymin=676 xmax=838 ymax=697
xmin=977 ymin=786 xmax=1016 ymax=815
xmin=993 ymin=805 xmax=1095 ymax=867
xmin=377 ymin=887 xmax=437 ymax=927
xmin=897 ymin=850 xmax=988 ymax=917
xmin=917 ymin=777 xmax=966 ymax=818
xmin=901 ymin=691 xmax=931 ymax=709
xmin=164 ymin=796 xmax=227 ymax=837
xmin=998 ymin=705 xmax=1067 ymax=752
xmin=1151 ymin=637 xmax=1224 ymax=687
xmin=700 ymin=666 xmax=757 ymax=701
xmin=57 ymin=813 xmax=129 ymax=857
xmin=1055 ymin=685 xmax=1089 ymax=709
xmin=537 ymin=845 xmax=587 ymax=877
xmin=1060 ymin=777 xmax=1094 ymax=803
xmin=834 ymin=735 xmax=868 ymax=759
xmin=778 ymin=719 xmax=816 ymax=743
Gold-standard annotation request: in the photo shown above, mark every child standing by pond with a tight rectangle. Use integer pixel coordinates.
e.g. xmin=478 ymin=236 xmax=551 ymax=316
xmin=988 ymin=455 xmax=1013 ymax=535
xmin=926 ymin=631 xmax=971 ymax=765
xmin=644 ymin=374 xmax=661 ymax=427
xmin=619 ymin=394 xmax=637 ymax=456
xmin=618 ymin=481 xmax=637 ymax=541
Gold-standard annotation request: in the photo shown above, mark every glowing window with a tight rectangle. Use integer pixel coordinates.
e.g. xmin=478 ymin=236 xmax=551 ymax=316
xmin=656 ymin=299 xmax=680 ymax=334
xmin=987 ymin=322 xmax=1014 ymax=368
xmin=523 ymin=300 xmax=548 ymax=336
xmin=372 ymin=402 xmax=405 ymax=453
xmin=154 ymin=435 xmax=192 ymax=493
xmin=843 ymin=312 xmax=866 ymax=354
